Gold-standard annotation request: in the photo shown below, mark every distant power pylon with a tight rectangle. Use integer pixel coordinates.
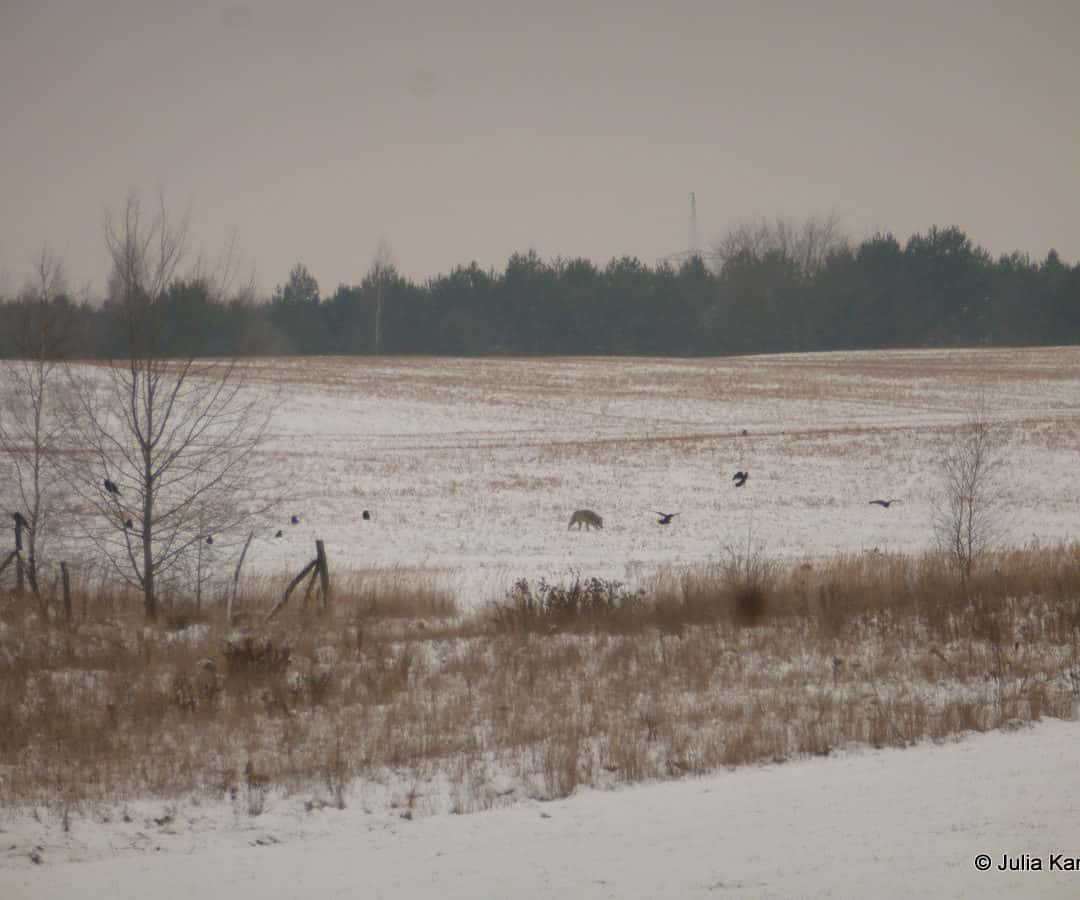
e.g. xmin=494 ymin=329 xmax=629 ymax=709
xmin=689 ymin=191 xmax=699 ymax=257
xmin=659 ymin=192 xmax=719 ymax=267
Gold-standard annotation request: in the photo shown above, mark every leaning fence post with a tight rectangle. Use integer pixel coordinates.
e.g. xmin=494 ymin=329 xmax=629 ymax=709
xmin=228 ymin=531 xmax=254 ymax=625
xmin=265 ymin=540 xmax=332 ymax=623
xmin=266 ymin=557 xmax=318 ymax=623
xmin=301 ymin=563 xmax=320 ymax=609
xmin=0 ymin=550 xmax=17 ymax=579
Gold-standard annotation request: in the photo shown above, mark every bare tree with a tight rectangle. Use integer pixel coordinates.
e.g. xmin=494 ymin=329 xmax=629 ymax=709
xmin=712 ymin=212 xmax=848 ymax=277
xmin=932 ymin=403 xmax=1009 ymax=584
xmin=712 ymin=219 xmax=774 ymax=267
xmin=65 ymin=191 xmax=270 ymax=620
xmin=0 ymin=246 xmax=71 ymax=607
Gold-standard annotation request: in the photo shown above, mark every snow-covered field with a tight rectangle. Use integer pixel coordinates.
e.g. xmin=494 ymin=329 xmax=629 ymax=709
xmin=237 ymin=347 xmax=1080 ymax=603
xmin=4 ymin=347 xmax=1080 ymax=895
xmin=4 ymin=718 xmax=1079 ymax=898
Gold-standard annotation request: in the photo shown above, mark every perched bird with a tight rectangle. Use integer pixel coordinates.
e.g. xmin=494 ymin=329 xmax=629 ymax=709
xmin=275 ymin=530 xmax=283 ymax=538
xmin=290 ymin=515 xmax=300 ymax=525
xmin=869 ymin=499 xmax=900 ymax=508
xmin=654 ymin=511 xmax=678 ymax=525
xmin=732 ymin=471 xmax=749 ymax=488
xmin=124 ymin=518 xmax=133 ymax=530
xmin=362 ymin=510 xmax=371 ymax=521
xmin=206 ymin=535 xmax=214 ymax=545
xmin=103 ymin=478 xmax=121 ymax=496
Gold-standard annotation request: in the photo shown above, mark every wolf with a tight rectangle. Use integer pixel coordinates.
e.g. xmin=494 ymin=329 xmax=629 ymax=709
xmin=567 ymin=509 xmax=603 ymax=531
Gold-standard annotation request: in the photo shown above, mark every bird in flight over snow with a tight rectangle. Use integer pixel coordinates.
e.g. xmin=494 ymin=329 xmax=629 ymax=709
xmin=654 ymin=511 xmax=678 ymax=525
xmin=732 ymin=471 xmax=749 ymax=488
xmin=869 ymin=499 xmax=900 ymax=508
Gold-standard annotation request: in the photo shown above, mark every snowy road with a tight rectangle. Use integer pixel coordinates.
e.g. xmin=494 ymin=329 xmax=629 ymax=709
xmin=5 ymin=718 xmax=1079 ymax=899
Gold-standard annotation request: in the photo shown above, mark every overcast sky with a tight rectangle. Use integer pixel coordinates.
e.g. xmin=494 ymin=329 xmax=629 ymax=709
xmin=1 ymin=0 xmax=1077 ymax=297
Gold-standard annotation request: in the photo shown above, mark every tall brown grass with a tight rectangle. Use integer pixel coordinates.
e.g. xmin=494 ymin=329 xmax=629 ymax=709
xmin=2 ymin=544 xmax=1078 ymax=820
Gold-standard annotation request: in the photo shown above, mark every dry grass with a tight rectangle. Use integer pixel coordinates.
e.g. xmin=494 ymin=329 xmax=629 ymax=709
xmin=2 ymin=544 xmax=1079 ymax=821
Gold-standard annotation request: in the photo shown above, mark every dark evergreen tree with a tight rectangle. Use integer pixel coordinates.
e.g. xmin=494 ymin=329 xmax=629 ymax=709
xmin=270 ymin=263 xmax=327 ymax=354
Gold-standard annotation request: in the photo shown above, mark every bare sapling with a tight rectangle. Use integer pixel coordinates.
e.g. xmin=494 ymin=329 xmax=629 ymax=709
xmin=63 ymin=191 xmax=271 ymax=620
xmin=932 ymin=401 xmax=1009 ymax=584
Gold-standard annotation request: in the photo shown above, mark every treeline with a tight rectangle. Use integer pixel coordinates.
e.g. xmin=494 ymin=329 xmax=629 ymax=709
xmin=1 ymin=223 xmax=1078 ymax=358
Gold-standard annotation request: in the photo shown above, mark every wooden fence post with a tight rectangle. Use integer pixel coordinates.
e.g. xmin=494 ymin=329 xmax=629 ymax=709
xmin=13 ymin=512 xmax=24 ymax=596
xmin=265 ymin=540 xmax=332 ymax=623
xmin=316 ymin=540 xmax=331 ymax=612
xmin=61 ymin=561 xmax=72 ymax=624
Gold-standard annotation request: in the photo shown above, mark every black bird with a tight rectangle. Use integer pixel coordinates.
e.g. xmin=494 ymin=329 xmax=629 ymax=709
xmin=290 ymin=515 xmax=300 ymax=525
xmin=362 ymin=510 xmax=371 ymax=521
xmin=733 ymin=471 xmax=749 ymax=488
xmin=654 ymin=512 xmax=678 ymax=525
xmin=275 ymin=529 xmax=283 ymax=538
xmin=103 ymin=478 xmax=121 ymax=496
xmin=206 ymin=535 xmax=214 ymax=545
xmin=124 ymin=518 xmax=133 ymax=529
xmin=741 ymin=429 xmax=748 ymax=436
xmin=869 ymin=499 xmax=900 ymax=508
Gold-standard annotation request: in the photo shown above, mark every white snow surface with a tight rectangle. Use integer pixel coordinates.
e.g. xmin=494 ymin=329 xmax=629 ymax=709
xmin=3 ymin=718 xmax=1079 ymax=898
xmin=126 ymin=347 xmax=1080 ymax=605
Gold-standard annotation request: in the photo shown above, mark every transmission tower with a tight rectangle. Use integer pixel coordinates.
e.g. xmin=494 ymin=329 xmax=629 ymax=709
xmin=659 ymin=192 xmax=717 ymax=267
xmin=689 ymin=191 xmax=699 ymax=256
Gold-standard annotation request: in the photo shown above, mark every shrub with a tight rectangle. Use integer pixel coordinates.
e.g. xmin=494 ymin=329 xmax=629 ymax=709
xmin=489 ymin=576 xmax=644 ymax=632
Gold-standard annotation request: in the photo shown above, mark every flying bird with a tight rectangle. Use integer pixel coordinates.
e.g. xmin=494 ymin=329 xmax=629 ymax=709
xmin=103 ymin=478 xmax=121 ymax=496
xmin=290 ymin=515 xmax=300 ymax=525
xmin=869 ymin=499 xmax=900 ymax=508
xmin=654 ymin=512 xmax=678 ymax=525
xmin=362 ymin=510 xmax=371 ymax=521
xmin=732 ymin=471 xmax=749 ymax=488
xmin=275 ymin=530 xmax=283 ymax=538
